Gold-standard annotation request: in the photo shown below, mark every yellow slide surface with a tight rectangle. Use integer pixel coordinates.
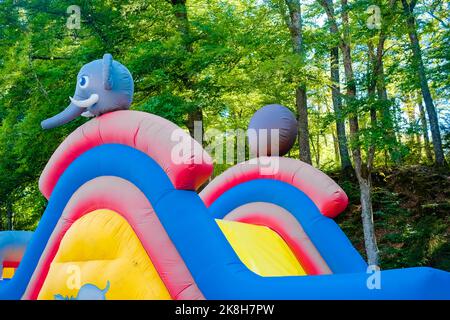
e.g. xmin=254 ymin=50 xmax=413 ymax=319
xmin=38 ymin=210 xmax=171 ymax=300
xmin=217 ymin=219 xmax=306 ymax=276
xmin=37 ymin=211 xmax=304 ymax=300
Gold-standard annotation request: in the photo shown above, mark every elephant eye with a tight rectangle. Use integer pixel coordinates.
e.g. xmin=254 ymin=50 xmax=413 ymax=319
xmin=79 ymin=75 xmax=89 ymax=88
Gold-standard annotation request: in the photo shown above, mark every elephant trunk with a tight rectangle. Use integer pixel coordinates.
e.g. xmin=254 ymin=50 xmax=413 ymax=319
xmin=41 ymin=103 xmax=84 ymax=130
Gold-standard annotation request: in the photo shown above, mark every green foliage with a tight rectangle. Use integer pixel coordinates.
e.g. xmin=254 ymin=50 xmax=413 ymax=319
xmin=335 ymin=166 xmax=450 ymax=271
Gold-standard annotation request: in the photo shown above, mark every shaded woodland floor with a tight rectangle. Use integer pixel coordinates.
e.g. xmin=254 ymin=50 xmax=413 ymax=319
xmin=332 ymin=165 xmax=450 ymax=271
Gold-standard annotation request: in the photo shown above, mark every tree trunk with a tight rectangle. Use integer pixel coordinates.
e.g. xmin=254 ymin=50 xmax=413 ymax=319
xmin=330 ymin=45 xmax=352 ymax=171
xmin=359 ymin=177 xmax=379 ymax=265
xmin=346 ymin=45 xmax=379 ymax=268
xmin=6 ymin=201 xmax=13 ymax=231
xmin=405 ymin=94 xmax=419 ymax=154
xmin=320 ymin=0 xmax=380 ymax=265
xmin=285 ymin=0 xmax=312 ymax=164
xmin=376 ymin=58 xmax=401 ymax=164
xmin=417 ymin=95 xmax=434 ymax=162
xmin=416 ymin=128 xmax=422 ymax=159
xmin=312 ymin=129 xmax=320 ymax=167
xmin=170 ymin=0 xmax=203 ymax=140
xmin=331 ymin=130 xmax=340 ymax=164
xmin=187 ymin=108 xmax=204 ymax=143
xmin=361 ymin=41 xmax=379 ymax=266
xmin=368 ymin=8 xmax=401 ymax=165
xmin=296 ymin=85 xmax=312 ymax=163
xmin=350 ymin=116 xmax=380 ymax=266
xmin=402 ymin=0 xmax=446 ymax=166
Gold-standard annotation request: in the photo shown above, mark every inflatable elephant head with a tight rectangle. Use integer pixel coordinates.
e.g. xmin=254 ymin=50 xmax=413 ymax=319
xmin=41 ymin=54 xmax=134 ymax=129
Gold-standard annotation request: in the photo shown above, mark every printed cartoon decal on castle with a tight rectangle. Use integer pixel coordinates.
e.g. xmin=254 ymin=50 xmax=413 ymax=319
xmin=54 ymin=281 xmax=110 ymax=300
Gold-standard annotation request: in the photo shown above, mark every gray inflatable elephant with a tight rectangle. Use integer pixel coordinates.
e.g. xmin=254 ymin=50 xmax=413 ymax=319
xmin=41 ymin=54 xmax=134 ymax=129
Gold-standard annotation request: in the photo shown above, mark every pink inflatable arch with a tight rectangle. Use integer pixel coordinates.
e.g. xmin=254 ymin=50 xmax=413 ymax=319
xmin=200 ymin=157 xmax=348 ymax=218
xmin=39 ymin=110 xmax=213 ymax=199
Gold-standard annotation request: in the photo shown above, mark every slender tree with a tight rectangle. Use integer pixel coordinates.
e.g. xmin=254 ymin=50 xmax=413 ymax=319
xmin=7 ymin=201 xmax=13 ymax=231
xmin=284 ymin=0 xmax=312 ymax=164
xmin=367 ymin=0 xmax=401 ymax=164
xmin=417 ymin=95 xmax=434 ymax=162
xmin=401 ymin=0 xmax=446 ymax=166
xmin=328 ymin=1 xmax=352 ymax=172
xmin=318 ymin=0 xmax=380 ymax=265
xmin=169 ymin=0 xmax=203 ymax=140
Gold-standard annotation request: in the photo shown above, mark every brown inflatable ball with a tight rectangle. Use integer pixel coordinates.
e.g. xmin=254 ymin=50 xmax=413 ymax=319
xmin=248 ymin=104 xmax=298 ymax=157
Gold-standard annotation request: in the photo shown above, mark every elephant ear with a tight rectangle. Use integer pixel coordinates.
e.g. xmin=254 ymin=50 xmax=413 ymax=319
xmin=103 ymin=53 xmax=113 ymax=90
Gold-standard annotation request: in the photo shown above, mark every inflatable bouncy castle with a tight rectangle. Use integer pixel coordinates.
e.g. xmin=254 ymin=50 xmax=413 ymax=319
xmin=0 ymin=54 xmax=449 ymax=300
xmin=0 ymin=109 xmax=449 ymax=300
